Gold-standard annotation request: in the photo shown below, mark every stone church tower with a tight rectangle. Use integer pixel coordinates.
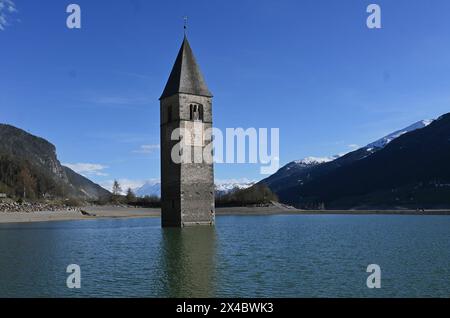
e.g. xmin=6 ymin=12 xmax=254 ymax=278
xmin=160 ymin=35 xmax=215 ymax=227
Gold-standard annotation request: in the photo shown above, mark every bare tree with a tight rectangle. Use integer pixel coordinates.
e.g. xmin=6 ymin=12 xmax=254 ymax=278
xmin=18 ymin=166 xmax=37 ymax=200
xmin=112 ymin=180 xmax=122 ymax=196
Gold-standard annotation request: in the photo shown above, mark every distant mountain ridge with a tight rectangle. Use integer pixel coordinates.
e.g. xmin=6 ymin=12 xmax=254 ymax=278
xmin=293 ymin=156 xmax=339 ymax=165
xmin=133 ymin=179 xmax=255 ymax=198
xmin=0 ymin=124 xmax=110 ymax=200
xmin=260 ymin=116 xmax=449 ymax=209
xmin=134 ymin=180 xmax=161 ymax=197
xmin=215 ymin=180 xmax=256 ymax=196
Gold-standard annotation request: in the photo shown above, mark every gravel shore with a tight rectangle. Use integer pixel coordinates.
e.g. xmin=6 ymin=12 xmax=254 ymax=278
xmin=1 ymin=204 xmax=450 ymax=224
xmin=0 ymin=201 xmax=80 ymax=213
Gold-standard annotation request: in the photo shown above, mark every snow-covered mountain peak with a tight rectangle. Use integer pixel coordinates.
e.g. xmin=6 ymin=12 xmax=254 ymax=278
xmin=294 ymin=156 xmax=338 ymax=166
xmin=287 ymin=119 xmax=433 ymax=169
xmin=215 ymin=179 xmax=256 ymax=194
xmin=133 ymin=179 xmax=256 ymax=198
xmin=134 ymin=180 xmax=161 ymax=198
xmin=366 ymin=119 xmax=433 ymax=149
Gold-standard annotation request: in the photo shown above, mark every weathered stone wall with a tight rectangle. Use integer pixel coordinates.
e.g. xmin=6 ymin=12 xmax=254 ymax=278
xmin=160 ymin=94 xmax=181 ymax=227
xmin=160 ymin=93 xmax=215 ymax=227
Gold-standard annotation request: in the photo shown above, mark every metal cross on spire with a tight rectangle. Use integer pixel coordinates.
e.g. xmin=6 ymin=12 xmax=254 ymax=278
xmin=183 ymin=16 xmax=188 ymax=35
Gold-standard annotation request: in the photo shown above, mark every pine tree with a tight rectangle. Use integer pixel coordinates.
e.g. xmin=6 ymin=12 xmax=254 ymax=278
xmin=126 ymin=188 xmax=136 ymax=204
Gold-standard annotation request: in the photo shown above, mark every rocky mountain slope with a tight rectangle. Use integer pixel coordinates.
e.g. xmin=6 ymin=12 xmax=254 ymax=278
xmin=0 ymin=124 xmax=110 ymax=200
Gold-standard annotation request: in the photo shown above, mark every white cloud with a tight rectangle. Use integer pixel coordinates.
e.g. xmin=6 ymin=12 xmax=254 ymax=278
xmin=0 ymin=0 xmax=17 ymax=31
xmin=133 ymin=144 xmax=160 ymax=154
xmin=63 ymin=163 xmax=109 ymax=177
xmin=348 ymin=144 xmax=359 ymax=149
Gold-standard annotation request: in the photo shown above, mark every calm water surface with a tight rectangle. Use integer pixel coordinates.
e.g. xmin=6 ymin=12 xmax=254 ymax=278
xmin=0 ymin=215 xmax=449 ymax=297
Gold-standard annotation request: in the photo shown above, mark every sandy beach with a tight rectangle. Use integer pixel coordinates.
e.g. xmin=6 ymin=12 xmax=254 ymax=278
xmin=1 ymin=204 xmax=450 ymax=224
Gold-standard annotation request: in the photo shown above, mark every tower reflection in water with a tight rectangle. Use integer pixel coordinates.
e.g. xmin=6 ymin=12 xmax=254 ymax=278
xmin=158 ymin=226 xmax=217 ymax=297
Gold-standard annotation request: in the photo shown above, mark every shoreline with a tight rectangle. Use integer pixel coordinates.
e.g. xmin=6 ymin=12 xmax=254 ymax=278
xmin=0 ymin=206 xmax=161 ymax=225
xmin=1 ymin=205 xmax=450 ymax=225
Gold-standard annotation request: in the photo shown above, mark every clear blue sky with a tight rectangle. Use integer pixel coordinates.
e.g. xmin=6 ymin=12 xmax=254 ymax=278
xmin=1 ymin=0 xmax=450 ymax=190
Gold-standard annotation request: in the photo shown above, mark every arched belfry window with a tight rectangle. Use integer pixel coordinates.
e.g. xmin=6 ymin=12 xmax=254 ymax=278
xmin=189 ymin=104 xmax=203 ymax=122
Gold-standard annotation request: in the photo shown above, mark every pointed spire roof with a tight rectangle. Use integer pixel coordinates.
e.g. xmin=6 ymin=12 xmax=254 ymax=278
xmin=160 ymin=36 xmax=212 ymax=99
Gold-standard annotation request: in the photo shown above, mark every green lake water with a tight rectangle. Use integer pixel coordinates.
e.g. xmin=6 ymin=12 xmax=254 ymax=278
xmin=0 ymin=215 xmax=449 ymax=297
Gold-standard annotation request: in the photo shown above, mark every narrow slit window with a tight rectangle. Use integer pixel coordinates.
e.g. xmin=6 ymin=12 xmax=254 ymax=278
xmin=167 ymin=105 xmax=172 ymax=123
